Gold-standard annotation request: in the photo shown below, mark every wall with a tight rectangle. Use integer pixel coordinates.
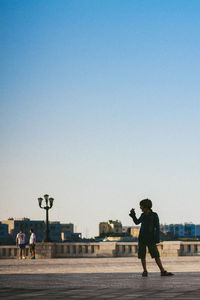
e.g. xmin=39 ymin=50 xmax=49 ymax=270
xmin=1 ymin=241 xmax=200 ymax=259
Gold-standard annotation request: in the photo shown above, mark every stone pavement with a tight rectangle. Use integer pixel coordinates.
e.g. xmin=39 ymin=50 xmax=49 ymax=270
xmin=1 ymin=257 xmax=200 ymax=299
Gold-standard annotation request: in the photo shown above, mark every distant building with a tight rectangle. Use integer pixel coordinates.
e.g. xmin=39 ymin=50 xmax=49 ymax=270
xmin=49 ymin=222 xmax=62 ymax=242
xmin=184 ymin=223 xmax=195 ymax=237
xmin=0 ymin=222 xmax=8 ymax=238
xmin=122 ymin=226 xmax=140 ymax=239
xmin=129 ymin=226 xmax=140 ymax=239
xmin=61 ymin=231 xmax=82 ymax=241
xmin=122 ymin=226 xmax=129 ymax=234
xmin=195 ymin=225 xmax=200 ymax=237
xmin=161 ymin=224 xmax=184 ymax=238
xmin=99 ymin=220 xmax=122 ymax=236
xmin=1 ymin=218 xmax=45 ymax=243
xmin=1 ymin=218 xmax=81 ymax=244
xmin=1 ymin=218 xmax=80 ymax=244
xmin=60 ymin=223 xmax=81 ymax=241
xmin=61 ymin=223 xmax=74 ymax=233
xmin=160 ymin=223 xmax=199 ymax=239
xmin=0 ymin=222 xmax=13 ymax=245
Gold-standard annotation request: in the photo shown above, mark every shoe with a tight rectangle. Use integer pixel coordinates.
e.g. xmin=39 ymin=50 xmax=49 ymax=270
xmin=161 ymin=270 xmax=174 ymax=276
xmin=22 ymin=256 xmax=26 ymax=259
xmin=142 ymin=271 xmax=148 ymax=277
xmin=31 ymin=257 xmax=35 ymax=259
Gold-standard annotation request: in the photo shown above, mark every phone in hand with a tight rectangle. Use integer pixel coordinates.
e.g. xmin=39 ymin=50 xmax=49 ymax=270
xmin=129 ymin=208 xmax=135 ymax=216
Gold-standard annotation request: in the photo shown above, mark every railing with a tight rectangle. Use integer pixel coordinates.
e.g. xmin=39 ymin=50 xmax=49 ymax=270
xmin=0 ymin=245 xmax=29 ymax=258
xmin=115 ymin=243 xmax=138 ymax=256
xmin=115 ymin=242 xmax=164 ymax=257
xmin=55 ymin=243 xmax=100 ymax=257
xmin=179 ymin=242 xmax=200 ymax=256
xmin=1 ymin=241 xmax=200 ymax=259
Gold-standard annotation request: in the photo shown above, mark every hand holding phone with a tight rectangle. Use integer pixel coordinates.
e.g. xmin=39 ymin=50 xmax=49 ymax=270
xmin=129 ymin=208 xmax=135 ymax=217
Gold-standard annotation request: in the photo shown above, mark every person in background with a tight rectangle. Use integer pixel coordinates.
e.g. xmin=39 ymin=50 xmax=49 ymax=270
xmin=29 ymin=228 xmax=36 ymax=259
xmin=16 ymin=228 xmax=26 ymax=259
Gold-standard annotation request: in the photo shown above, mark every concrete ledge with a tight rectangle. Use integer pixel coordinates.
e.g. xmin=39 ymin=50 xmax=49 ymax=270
xmin=1 ymin=241 xmax=200 ymax=259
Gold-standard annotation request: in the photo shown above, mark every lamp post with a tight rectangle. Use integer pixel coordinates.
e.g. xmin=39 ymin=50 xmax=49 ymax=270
xmin=38 ymin=194 xmax=54 ymax=242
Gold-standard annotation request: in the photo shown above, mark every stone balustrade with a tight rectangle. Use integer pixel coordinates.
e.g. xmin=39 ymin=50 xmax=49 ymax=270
xmin=1 ymin=241 xmax=200 ymax=259
xmin=55 ymin=243 xmax=100 ymax=258
xmin=179 ymin=242 xmax=200 ymax=256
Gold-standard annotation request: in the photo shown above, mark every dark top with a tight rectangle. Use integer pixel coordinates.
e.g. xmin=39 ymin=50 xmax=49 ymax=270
xmin=130 ymin=210 xmax=160 ymax=243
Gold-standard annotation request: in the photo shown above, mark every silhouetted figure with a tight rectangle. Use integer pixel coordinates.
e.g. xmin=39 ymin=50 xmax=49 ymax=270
xmin=129 ymin=199 xmax=174 ymax=277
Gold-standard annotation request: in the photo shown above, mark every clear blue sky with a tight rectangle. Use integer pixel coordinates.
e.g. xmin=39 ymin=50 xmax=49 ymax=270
xmin=1 ymin=0 xmax=200 ymax=237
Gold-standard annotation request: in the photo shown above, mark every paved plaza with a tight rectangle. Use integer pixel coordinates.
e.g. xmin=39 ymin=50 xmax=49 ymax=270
xmin=1 ymin=257 xmax=200 ymax=299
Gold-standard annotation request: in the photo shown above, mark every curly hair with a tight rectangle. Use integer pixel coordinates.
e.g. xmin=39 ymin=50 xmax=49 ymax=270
xmin=140 ymin=198 xmax=152 ymax=209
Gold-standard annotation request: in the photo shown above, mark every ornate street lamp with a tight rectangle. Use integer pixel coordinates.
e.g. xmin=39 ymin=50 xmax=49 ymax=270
xmin=38 ymin=194 xmax=54 ymax=242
